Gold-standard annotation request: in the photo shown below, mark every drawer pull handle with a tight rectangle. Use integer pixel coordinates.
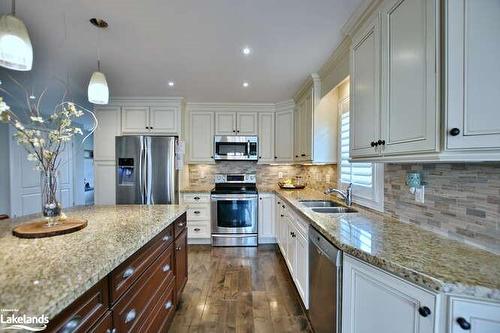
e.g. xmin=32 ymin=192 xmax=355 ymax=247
xmin=194 ymin=228 xmax=201 ymax=232
xmin=162 ymin=235 xmax=171 ymax=242
xmin=176 ymin=246 xmax=182 ymax=251
xmin=193 ymin=211 xmax=201 ymax=214
xmin=122 ymin=267 xmax=135 ymax=279
xmin=165 ymin=300 xmax=173 ymax=310
xmin=418 ymin=306 xmax=431 ymax=317
xmin=456 ymin=317 xmax=471 ymax=330
xmin=163 ymin=264 xmax=171 ymax=272
xmin=61 ymin=316 xmax=82 ymax=333
xmin=194 ymin=196 xmax=200 ymax=200
xmin=106 ymin=329 xmax=117 ymax=333
xmin=178 ymin=222 xmax=184 ymax=227
xmin=125 ymin=309 xmax=136 ymax=323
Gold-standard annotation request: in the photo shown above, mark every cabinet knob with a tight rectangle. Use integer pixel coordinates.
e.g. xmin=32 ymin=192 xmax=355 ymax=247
xmin=449 ymin=128 xmax=461 ymax=136
xmin=162 ymin=235 xmax=171 ymax=242
xmin=164 ymin=300 xmax=173 ymax=310
xmin=176 ymin=246 xmax=182 ymax=251
xmin=377 ymin=139 xmax=383 ymax=145
xmin=122 ymin=267 xmax=135 ymax=279
xmin=295 ymin=155 xmax=299 ymax=158
xmin=456 ymin=317 xmax=471 ymax=330
xmin=418 ymin=306 xmax=431 ymax=317
xmin=178 ymin=222 xmax=184 ymax=227
xmin=259 ymin=156 xmax=262 ymax=159
xmin=124 ymin=309 xmax=136 ymax=323
xmin=274 ymin=156 xmax=277 ymax=159
xmin=211 ymin=156 xmax=214 ymax=159
xmin=193 ymin=211 xmax=200 ymax=214
xmin=233 ymin=130 xmax=236 ymax=133
xmin=370 ymin=141 xmax=376 ymax=147
xmin=194 ymin=228 xmax=200 ymax=232
xmin=301 ymin=153 xmax=306 ymax=157
xmin=163 ymin=264 xmax=171 ymax=272
xmin=280 ymin=214 xmax=284 ymax=217
xmin=194 ymin=196 xmax=200 ymax=201
xmin=62 ymin=316 xmax=82 ymax=333
xmin=282 ymin=205 xmax=285 ymax=209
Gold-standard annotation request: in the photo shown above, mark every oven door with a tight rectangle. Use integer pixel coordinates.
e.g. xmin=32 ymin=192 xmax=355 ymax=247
xmin=211 ymin=194 xmax=258 ymax=233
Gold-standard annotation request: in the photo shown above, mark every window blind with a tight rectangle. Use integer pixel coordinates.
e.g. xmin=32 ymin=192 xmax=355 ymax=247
xmin=339 ymin=103 xmax=373 ymax=188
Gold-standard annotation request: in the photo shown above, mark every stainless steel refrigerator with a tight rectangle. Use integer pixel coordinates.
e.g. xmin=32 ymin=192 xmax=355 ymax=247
xmin=116 ymin=136 xmax=178 ymax=204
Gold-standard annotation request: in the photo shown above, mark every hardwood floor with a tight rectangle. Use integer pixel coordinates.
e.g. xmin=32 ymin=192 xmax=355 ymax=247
xmin=170 ymin=245 xmax=312 ymax=333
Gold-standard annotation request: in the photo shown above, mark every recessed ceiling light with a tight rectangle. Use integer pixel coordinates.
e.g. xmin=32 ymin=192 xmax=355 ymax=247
xmin=168 ymin=81 xmax=175 ymax=87
xmin=241 ymin=46 xmax=251 ymax=56
xmin=242 ymin=81 xmax=249 ymax=88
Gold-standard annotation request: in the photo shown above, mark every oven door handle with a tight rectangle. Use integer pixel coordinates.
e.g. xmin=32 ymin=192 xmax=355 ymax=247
xmin=211 ymin=195 xmax=258 ymax=200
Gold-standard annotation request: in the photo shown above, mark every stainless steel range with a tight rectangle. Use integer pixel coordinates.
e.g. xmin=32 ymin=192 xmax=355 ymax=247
xmin=211 ymin=173 xmax=258 ymax=247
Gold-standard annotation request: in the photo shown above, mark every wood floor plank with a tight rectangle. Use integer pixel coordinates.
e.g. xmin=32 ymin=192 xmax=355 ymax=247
xmin=170 ymin=245 xmax=311 ymax=333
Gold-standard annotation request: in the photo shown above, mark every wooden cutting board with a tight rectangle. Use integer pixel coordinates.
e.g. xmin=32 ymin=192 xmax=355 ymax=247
xmin=12 ymin=218 xmax=88 ymax=239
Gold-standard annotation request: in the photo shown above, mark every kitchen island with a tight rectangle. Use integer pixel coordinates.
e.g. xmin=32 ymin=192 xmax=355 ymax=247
xmin=0 ymin=205 xmax=187 ymax=332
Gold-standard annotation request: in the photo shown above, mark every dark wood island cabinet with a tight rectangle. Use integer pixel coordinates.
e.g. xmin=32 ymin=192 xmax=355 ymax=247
xmin=46 ymin=213 xmax=188 ymax=333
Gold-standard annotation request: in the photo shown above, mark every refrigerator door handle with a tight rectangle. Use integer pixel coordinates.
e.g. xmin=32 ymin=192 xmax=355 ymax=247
xmin=139 ymin=138 xmax=146 ymax=204
xmin=145 ymin=137 xmax=154 ymax=204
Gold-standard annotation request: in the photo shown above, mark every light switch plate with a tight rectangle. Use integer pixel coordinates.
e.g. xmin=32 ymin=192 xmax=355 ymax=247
xmin=278 ymin=172 xmax=283 ymax=179
xmin=415 ymin=186 xmax=425 ymax=203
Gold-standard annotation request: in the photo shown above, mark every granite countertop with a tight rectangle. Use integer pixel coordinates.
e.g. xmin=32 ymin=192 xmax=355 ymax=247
xmin=0 ymin=205 xmax=187 ymax=319
xmin=274 ymin=188 xmax=500 ymax=301
xmin=180 ymin=184 xmax=214 ymax=192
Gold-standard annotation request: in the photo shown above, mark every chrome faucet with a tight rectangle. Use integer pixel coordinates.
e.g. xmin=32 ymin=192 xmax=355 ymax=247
xmin=324 ymin=183 xmax=353 ymax=206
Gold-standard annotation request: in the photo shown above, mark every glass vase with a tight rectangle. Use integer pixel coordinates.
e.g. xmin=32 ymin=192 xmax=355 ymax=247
xmin=41 ymin=169 xmax=62 ymax=227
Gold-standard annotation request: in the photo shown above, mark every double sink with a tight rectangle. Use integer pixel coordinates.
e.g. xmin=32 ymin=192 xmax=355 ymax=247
xmin=299 ymin=200 xmax=358 ymax=214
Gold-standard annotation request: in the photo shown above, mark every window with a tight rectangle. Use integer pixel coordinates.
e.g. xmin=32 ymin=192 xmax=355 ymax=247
xmin=338 ymin=97 xmax=384 ymax=211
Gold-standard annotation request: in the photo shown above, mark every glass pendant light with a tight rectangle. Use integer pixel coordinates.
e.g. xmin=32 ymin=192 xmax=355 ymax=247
xmin=88 ymin=18 xmax=109 ymax=105
xmin=0 ymin=0 xmax=33 ymax=71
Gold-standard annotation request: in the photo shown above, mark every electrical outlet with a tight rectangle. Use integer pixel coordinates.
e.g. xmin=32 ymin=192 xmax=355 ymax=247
xmin=325 ymin=174 xmax=331 ymax=183
xmin=415 ymin=186 xmax=425 ymax=203
xmin=278 ymin=172 xmax=283 ymax=179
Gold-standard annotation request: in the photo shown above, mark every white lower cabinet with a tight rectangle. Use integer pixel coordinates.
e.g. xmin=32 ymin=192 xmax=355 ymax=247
xmin=258 ymin=193 xmax=275 ymax=243
xmin=182 ymin=193 xmax=211 ymax=242
xmin=448 ymin=297 xmax=500 ymax=333
xmin=342 ymin=254 xmax=439 ymax=333
xmin=275 ymin=199 xmax=309 ymax=308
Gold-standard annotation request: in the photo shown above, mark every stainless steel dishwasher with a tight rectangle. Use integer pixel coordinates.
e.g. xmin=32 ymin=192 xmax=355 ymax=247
xmin=309 ymin=226 xmax=342 ymax=333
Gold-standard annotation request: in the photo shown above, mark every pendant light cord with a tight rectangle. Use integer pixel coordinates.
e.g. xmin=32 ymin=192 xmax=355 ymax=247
xmin=12 ymin=0 xmax=16 ymax=15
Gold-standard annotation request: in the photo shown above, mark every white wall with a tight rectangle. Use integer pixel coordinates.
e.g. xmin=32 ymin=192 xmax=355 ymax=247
xmin=0 ymin=123 xmax=10 ymax=215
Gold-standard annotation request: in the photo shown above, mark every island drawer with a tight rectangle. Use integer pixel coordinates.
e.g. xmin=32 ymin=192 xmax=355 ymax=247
xmin=46 ymin=278 xmax=109 ymax=333
xmin=112 ymin=243 xmax=175 ymax=333
xmin=110 ymin=224 xmax=174 ymax=302
xmin=174 ymin=213 xmax=187 ymax=238
xmin=88 ymin=311 xmax=112 ymax=333
xmin=138 ymin=279 xmax=176 ymax=332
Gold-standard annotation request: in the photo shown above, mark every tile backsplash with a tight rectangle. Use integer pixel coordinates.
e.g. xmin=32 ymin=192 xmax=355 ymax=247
xmin=384 ymin=163 xmax=500 ymax=253
xmin=187 ymin=162 xmax=337 ymax=192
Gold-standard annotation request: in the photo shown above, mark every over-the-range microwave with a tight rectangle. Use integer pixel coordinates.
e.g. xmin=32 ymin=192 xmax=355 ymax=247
xmin=213 ymin=135 xmax=258 ymax=161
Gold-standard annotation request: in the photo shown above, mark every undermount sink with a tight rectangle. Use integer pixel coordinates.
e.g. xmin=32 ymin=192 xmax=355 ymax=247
xmin=299 ymin=200 xmax=343 ymax=208
xmin=311 ymin=207 xmax=358 ymax=214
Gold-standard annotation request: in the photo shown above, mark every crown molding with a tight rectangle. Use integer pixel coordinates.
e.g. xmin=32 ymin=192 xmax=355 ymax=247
xmin=293 ymin=73 xmax=320 ymax=102
xmin=110 ymin=96 xmax=185 ymax=105
xmin=317 ymin=36 xmax=351 ymax=80
xmin=275 ymin=99 xmax=295 ymax=112
xmin=341 ymin=0 xmax=383 ymax=37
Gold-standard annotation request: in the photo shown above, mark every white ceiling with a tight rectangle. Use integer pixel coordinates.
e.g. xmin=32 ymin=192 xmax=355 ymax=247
xmin=1 ymin=0 xmax=362 ymax=103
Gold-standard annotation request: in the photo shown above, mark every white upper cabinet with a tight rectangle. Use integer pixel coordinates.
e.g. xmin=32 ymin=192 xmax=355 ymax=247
xmin=189 ymin=111 xmax=215 ymax=163
xmin=149 ymin=106 xmax=179 ymax=134
xmin=121 ymin=106 xmax=149 ymax=133
xmin=343 ymin=255 xmax=439 ymax=333
xmin=275 ymin=108 xmax=295 ymax=162
xmin=237 ymin=112 xmax=258 ymax=135
xmin=380 ymin=0 xmax=438 ymax=155
xmin=350 ymin=14 xmax=381 ymax=158
xmin=215 ymin=112 xmax=237 ymax=135
xmin=122 ymin=105 xmax=180 ymax=135
xmin=94 ymin=106 xmax=121 ymax=161
xmin=294 ymin=90 xmax=313 ymax=161
xmin=258 ymin=112 xmax=275 ymax=163
xmin=445 ymin=0 xmax=500 ymax=151
xmin=215 ymin=111 xmax=258 ymax=136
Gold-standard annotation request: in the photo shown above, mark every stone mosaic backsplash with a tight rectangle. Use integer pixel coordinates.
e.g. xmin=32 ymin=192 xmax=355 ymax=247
xmin=187 ymin=162 xmax=338 ymax=192
xmin=384 ymin=163 xmax=500 ymax=254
